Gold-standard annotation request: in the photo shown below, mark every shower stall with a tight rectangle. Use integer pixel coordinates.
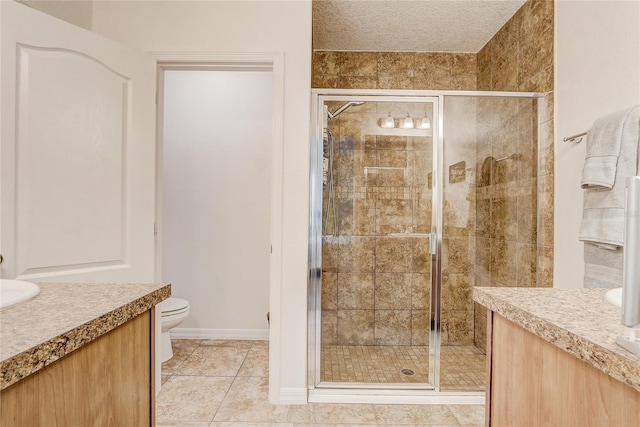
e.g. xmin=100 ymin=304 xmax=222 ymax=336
xmin=308 ymin=89 xmax=544 ymax=401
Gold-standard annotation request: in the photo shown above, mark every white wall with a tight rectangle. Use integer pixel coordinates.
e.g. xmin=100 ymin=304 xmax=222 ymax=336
xmin=554 ymin=0 xmax=640 ymax=288
xmin=18 ymin=0 xmax=92 ymax=29
xmin=162 ymin=70 xmax=272 ymax=337
xmin=92 ymin=1 xmax=312 ymax=403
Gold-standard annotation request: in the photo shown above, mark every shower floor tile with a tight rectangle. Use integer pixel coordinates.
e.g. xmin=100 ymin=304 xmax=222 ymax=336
xmin=320 ymin=345 xmax=430 ymax=383
xmin=440 ymin=345 xmax=486 ymax=391
xmin=320 ymin=344 xmax=485 ymax=391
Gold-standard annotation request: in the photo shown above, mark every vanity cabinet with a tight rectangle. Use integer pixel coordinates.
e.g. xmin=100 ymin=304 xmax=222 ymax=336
xmin=0 ymin=310 xmax=155 ymax=426
xmin=485 ymin=311 xmax=640 ymax=426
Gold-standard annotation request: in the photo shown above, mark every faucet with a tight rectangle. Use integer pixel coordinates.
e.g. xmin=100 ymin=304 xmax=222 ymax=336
xmin=617 ymin=176 xmax=640 ymax=356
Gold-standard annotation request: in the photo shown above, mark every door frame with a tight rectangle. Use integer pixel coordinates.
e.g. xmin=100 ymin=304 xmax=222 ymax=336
xmin=151 ymin=51 xmax=284 ymax=399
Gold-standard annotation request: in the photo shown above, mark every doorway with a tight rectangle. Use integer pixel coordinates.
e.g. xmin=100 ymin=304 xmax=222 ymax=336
xmin=157 ymin=67 xmax=273 ymax=338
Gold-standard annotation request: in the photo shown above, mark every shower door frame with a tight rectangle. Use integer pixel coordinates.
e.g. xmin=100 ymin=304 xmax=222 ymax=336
xmin=308 ymin=91 xmax=442 ymax=393
xmin=308 ymin=88 xmax=543 ymax=403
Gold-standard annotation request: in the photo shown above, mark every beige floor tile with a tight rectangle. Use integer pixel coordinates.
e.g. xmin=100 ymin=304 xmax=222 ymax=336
xmin=237 ymin=346 xmax=269 ymax=377
xmin=213 ymin=376 xmax=296 ymax=423
xmin=210 ymin=424 xmax=293 ymax=427
xmin=293 ymin=424 xmax=378 ymax=427
xmin=157 ymin=376 xmax=233 ymax=423
xmin=321 ymin=344 xmax=485 ymax=390
xmin=289 ymin=404 xmax=315 ymax=424
xmin=176 ymin=346 xmax=248 ymax=376
xmin=409 ymin=425 xmax=460 ymax=427
xmin=373 ymin=404 xmax=459 ymax=425
xmin=157 ymin=423 xmax=210 ymax=427
xmin=448 ymin=404 xmax=485 ymax=425
xmin=200 ymin=339 xmax=254 ymax=350
xmin=160 ymin=339 xmax=484 ymax=427
xmin=308 ymin=403 xmax=377 ymax=424
xmin=162 ymin=339 xmax=202 ymax=375
xmin=440 ymin=346 xmax=486 ymax=392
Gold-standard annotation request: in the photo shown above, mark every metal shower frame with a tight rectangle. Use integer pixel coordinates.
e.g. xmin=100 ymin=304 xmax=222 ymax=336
xmin=307 ymin=88 xmax=543 ymax=404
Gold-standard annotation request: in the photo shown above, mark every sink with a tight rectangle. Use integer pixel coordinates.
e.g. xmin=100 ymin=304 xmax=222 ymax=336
xmin=604 ymin=287 xmax=622 ymax=308
xmin=0 ymin=279 xmax=41 ymax=309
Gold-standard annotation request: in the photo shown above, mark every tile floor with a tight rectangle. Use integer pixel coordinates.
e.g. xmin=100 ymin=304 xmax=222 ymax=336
xmin=320 ymin=345 xmax=485 ymax=391
xmin=158 ymin=339 xmax=484 ymax=426
xmin=320 ymin=345 xmax=430 ymax=384
xmin=439 ymin=346 xmax=485 ymax=392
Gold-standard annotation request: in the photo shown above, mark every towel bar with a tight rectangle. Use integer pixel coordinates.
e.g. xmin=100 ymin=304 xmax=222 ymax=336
xmin=563 ymin=131 xmax=587 ymax=143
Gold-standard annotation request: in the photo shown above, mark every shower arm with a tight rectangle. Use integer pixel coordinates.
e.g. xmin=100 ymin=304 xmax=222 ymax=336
xmin=327 ymin=101 xmax=365 ymax=121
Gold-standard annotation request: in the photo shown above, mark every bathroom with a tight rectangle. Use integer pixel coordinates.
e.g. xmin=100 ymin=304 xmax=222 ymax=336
xmin=1 ymin=0 xmax=639 ymax=424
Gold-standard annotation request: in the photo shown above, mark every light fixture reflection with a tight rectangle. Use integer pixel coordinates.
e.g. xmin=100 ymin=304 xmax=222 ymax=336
xmin=419 ymin=114 xmax=431 ymax=129
xmin=382 ymin=112 xmax=395 ymax=128
xmin=402 ymin=113 xmax=414 ymax=129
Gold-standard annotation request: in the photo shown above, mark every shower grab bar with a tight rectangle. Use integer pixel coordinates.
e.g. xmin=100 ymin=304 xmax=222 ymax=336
xmin=563 ymin=131 xmax=587 ymax=143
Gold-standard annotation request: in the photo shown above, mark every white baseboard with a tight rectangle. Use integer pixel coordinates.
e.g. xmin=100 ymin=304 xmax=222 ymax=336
xmin=308 ymin=389 xmax=485 ymax=405
xmin=170 ymin=328 xmax=269 ymax=340
xmin=277 ymin=387 xmax=308 ymax=404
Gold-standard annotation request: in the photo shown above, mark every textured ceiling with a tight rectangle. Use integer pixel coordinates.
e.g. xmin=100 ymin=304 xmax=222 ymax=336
xmin=313 ymin=0 xmax=527 ymax=53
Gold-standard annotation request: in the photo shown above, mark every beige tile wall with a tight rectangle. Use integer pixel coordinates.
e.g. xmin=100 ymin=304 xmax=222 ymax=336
xmin=313 ymin=0 xmax=555 ymax=351
xmin=313 ymin=51 xmax=477 ymax=90
xmin=474 ymin=0 xmax=554 ymax=350
xmin=320 ymin=103 xmax=434 ymax=346
xmin=476 ymin=0 xmax=554 ymax=93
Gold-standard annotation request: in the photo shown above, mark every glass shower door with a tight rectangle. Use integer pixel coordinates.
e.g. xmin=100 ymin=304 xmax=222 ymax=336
xmin=437 ymin=94 xmax=540 ymax=392
xmin=310 ymin=95 xmax=438 ymax=389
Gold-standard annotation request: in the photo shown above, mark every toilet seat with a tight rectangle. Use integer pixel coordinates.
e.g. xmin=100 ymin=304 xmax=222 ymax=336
xmin=160 ymin=297 xmax=189 ymax=316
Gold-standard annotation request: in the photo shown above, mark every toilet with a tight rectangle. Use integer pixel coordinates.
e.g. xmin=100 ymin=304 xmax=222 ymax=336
xmin=159 ymin=297 xmax=190 ymax=362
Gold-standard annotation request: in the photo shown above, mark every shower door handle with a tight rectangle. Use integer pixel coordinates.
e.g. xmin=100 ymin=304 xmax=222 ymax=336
xmin=428 ymin=233 xmax=437 ymax=255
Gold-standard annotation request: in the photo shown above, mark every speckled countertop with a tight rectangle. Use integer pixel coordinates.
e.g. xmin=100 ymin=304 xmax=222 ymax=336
xmin=0 ymin=282 xmax=170 ymax=390
xmin=474 ymin=287 xmax=640 ymax=392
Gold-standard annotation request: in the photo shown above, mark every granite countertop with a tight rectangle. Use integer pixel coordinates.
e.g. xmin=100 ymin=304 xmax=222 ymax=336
xmin=474 ymin=287 xmax=640 ymax=392
xmin=0 ymin=282 xmax=170 ymax=390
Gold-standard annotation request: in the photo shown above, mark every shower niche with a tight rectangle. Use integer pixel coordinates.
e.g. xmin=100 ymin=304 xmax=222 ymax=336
xmin=308 ymin=90 xmax=542 ymax=399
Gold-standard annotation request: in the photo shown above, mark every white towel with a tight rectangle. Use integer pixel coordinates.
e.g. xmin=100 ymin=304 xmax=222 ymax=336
xmin=583 ymin=243 xmax=623 ymax=288
xmin=581 ymin=107 xmax=638 ymax=190
xmin=579 ymin=105 xmax=640 ymax=249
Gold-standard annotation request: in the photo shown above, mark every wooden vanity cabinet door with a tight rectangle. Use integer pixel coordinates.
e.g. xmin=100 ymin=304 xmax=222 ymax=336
xmin=0 ymin=310 xmax=153 ymax=426
xmin=486 ymin=312 xmax=640 ymax=427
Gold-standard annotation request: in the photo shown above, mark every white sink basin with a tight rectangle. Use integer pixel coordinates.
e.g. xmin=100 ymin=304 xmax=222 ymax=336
xmin=0 ymin=279 xmax=41 ymax=309
xmin=604 ymin=287 xmax=622 ymax=308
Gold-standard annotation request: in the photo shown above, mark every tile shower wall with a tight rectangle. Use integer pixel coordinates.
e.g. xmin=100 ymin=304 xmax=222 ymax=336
xmin=440 ymin=97 xmax=479 ymax=346
xmin=312 ymin=52 xmax=477 ymax=91
xmin=474 ymin=0 xmax=554 ymax=350
xmin=314 ymin=53 xmax=477 ymax=348
xmin=320 ymin=103 xmax=433 ymax=347
xmin=313 ymin=0 xmax=554 ymax=352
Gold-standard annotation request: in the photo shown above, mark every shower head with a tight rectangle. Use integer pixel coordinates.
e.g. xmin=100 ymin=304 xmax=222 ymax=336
xmin=327 ymin=101 xmax=365 ymax=121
